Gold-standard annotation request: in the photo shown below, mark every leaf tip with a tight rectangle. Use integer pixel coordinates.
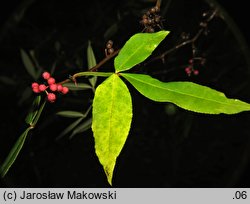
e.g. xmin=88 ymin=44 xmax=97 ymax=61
xmin=104 ymin=165 xmax=114 ymax=186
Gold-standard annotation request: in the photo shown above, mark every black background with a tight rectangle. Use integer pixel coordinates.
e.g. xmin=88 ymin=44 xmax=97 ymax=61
xmin=0 ymin=1 xmax=249 ymax=44
xmin=0 ymin=0 xmax=250 ymax=187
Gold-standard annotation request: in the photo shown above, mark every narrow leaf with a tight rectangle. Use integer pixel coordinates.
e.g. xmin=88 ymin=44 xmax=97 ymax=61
xmin=32 ymin=100 xmax=46 ymax=126
xmin=56 ymin=117 xmax=84 ymax=140
xmin=18 ymin=86 xmax=32 ymax=106
xmin=33 ymin=95 xmax=41 ymax=107
xmin=63 ymin=82 xmax=92 ymax=91
xmin=0 ymin=127 xmax=32 ymax=177
xmin=57 ymin=111 xmax=85 ymax=118
xmin=56 ymin=106 xmax=92 ymax=140
xmin=114 ymin=31 xmax=170 ymax=72
xmin=20 ymin=49 xmax=37 ymax=79
xmin=104 ymin=23 xmax=118 ymax=39
xmin=25 ymin=111 xmax=38 ymax=125
xmin=87 ymin=41 xmax=97 ymax=69
xmin=0 ymin=76 xmax=16 ymax=86
xmin=87 ymin=41 xmax=97 ymax=87
xmin=122 ymin=73 xmax=250 ymax=114
xmin=25 ymin=96 xmax=41 ymax=125
xmin=92 ymin=74 xmax=132 ymax=185
xmin=29 ymin=49 xmax=40 ymax=71
xmin=74 ymin=71 xmax=113 ymax=78
xmin=69 ymin=118 xmax=92 ymax=139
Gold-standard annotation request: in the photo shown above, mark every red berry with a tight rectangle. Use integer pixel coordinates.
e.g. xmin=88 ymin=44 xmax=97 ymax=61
xmin=39 ymin=84 xmax=47 ymax=92
xmin=61 ymin=86 xmax=69 ymax=94
xmin=47 ymin=93 xmax=56 ymax=102
xmin=57 ymin=84 xmax=63 ymax=92
xmin=185 ymin=67 xmax=192 ymax=74
xmin=193 ymin=70 xmax=199 ymax=75
xmin=32 ymin=82 xmax=39 ymax=89
xmin=42 ymin=72 xmax=51 ymax=80
xmin=32 ymin=87 xmax=40 ymax=93
xmin=189 ymin=59 xmax=193 ymax=64
xmin=47 ymin=77 xmax=56 ymax=85
xmin=49 ymin=84 xmax=57 ymax=91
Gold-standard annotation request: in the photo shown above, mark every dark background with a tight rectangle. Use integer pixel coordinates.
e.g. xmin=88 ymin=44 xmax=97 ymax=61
xmin=0 ymin=1 xmax=249 ymax=44
xmin=0 ymin=0 xmax=250 ymax=187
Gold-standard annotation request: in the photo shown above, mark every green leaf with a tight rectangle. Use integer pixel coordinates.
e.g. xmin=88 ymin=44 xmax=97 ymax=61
xmin=57 ymin=111 xmax=85 ymax=118
xmin=29 ymin=49 xmax=40 ymax=70
xmin=32 ymin=100 xmax=46 ymax=126
xmin=114 ymin=31 xmax=170 ymax=72
xmin=25 ymin=96 xmax=41 ymax=125
xmin=121 ymin=73 xmax=250 ymax=114
xmin=0 ymin=127 xmax=32 ymax=177
xmin=74 ymin=71 xmax=113 ymax=78
xmin=87 ymin=41 xmax=98 ymax=87
xmin=56 ymin=117 xmax=84 ymax=140
xmin=69 ymin=117 xmax=92 ymax=139
xmin=63 ymin=82 xmax=93 ymax=91
xmin=104 ymin=23 xmax=118 ymax=39
xmin=56 ymin=106 xmax=92 ymax=140
xmin=92 ymin=74 xmax=132 ymax=185
xmin=0 ymin=76 xmax=16 ymax=86
xmin=20 ymin=49 xmax=37 ymax=79
xmin=25 ymin=111 xmax=38 ymax=125
xmin=0 ymin=99 xmax=45 ymax=177
xmin=18 ymin=86 xmax=32 ymax=106
xmin=87 ymin=41 xmax=97 ymax=69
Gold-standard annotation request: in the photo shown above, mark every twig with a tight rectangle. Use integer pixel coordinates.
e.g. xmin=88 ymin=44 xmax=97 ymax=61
xmin=149 ymin=9 xmax=217 ymax=63
xmin=58 ymin=49 xmax=120 ymax=85
xmin=89 ymin=49 xmax=120 ymax=72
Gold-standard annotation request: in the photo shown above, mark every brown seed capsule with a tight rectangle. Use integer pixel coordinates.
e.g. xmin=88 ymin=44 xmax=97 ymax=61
xmin=106 ymin=40 xmax=113 ymax=49
xmin=147 ymin=18 xmax=153 ymax=25
xmin=146 ymin=27 xmax=155 ymax=33
xmin=108 ymin=48 xmax=114 ymax=54
xmin=199 ymin=22 xmax=207 ymax=27
xmin=154 ymin=6 xmax=160 ymax=12
xmin=181 ymin=32 xmax=190 ymax=40
xmin=154 ymin=15 xmax=161 ymax=23
xmin=142 ymin=14 xmax=148 ymax=19
xmin=202 ymin=11 xmax=209 ymax=17
xmin=150 ymin=7 xmax=156 ymax=14
xmin=142 ymin=18 xmax=149 ymax=25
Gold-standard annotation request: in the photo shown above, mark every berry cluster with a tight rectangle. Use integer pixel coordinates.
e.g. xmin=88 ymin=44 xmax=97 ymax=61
xmin=31 ymin=72 xmax=69 ymax=103
xmin=140 ymin=6 xmax=162 ymax=33
xmin=185 ymin=58 xmax=206 ymax=76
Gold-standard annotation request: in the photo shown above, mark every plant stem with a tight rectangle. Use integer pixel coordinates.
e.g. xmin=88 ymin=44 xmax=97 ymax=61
xmin=89 ymin=49 xmax=120 ymax=72
xmin=58 ymin=49 xmax=120 ymax=85
xmin=149 ymin=9 xmax=217 ymax=63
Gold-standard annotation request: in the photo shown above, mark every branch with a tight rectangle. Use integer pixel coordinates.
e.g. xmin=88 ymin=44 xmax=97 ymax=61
xmin=149 ymin=9 xmax=217 ymax=63
xmin=58 ymin=49 xmax=120 ymax=85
